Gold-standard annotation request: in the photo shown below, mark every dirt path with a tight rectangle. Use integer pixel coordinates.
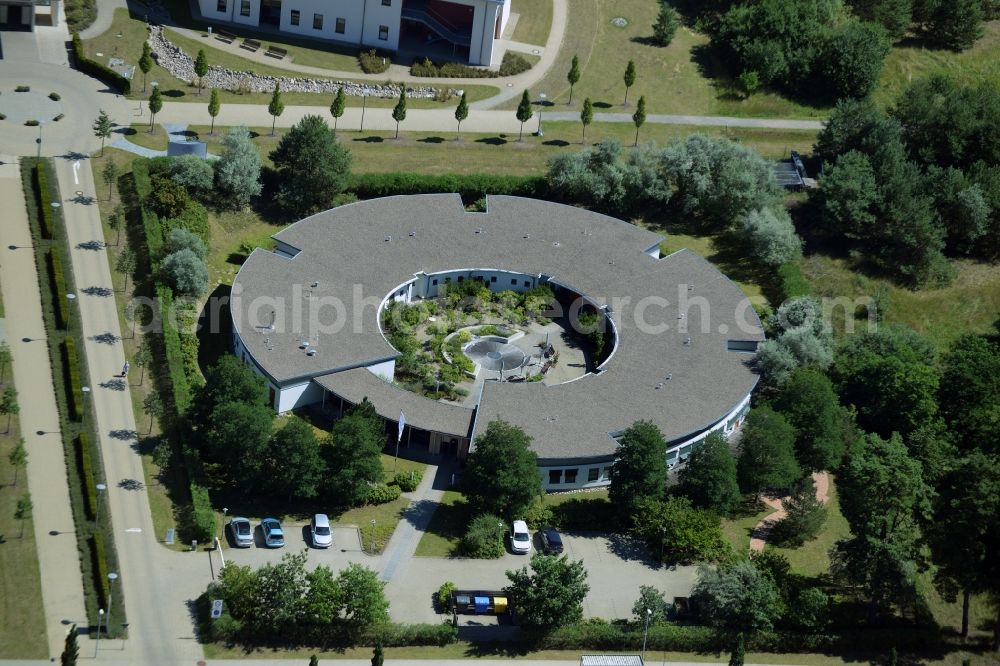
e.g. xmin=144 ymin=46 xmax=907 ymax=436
xmin=749 ymin=471 xmax=830 ymax=553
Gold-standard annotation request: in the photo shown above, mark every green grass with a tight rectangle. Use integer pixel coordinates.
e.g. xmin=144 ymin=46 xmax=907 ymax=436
xmin=414 ymin=489 xmax=468 ymax=556
xmin=766 ymin=478 xmax=850 ymax=578
xmin=170 ymin=28 xmax=363 ymax=75
xmin=0 ymin=408 xmax=48 ymax=658
xmin=720 ymin=503 xmax=771 ymax=555
xmin=801 ymin=254 xmax=1000 ymax=349
xmin=510 ymin=0 xmax=553 ymax=47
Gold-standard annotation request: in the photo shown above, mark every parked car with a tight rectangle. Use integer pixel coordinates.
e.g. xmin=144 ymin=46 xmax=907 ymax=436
xmin=228 ymin=517 xmax=253 ymax=548
xmin=511 ymin=520 xmax=531 ymax=554
xmin=260 ymin=518 xmax=285 ymax=548
xmin=311 ymin=513 xmax=333 ymax=548
xmin=539 ymin=527 xmax=564 ymax=554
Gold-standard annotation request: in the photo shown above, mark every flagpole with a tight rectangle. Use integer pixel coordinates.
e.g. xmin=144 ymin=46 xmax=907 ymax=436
xmin=395 ymin=411 xmax=405 ymax=474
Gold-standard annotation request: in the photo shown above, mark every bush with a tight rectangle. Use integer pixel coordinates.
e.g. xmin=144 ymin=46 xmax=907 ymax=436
xmin=15 ymin=85 xmax=30 ymax=92
xmin=460 ymin=513 xmax=505 ymax=558
xmin=71 ymin=33 xmax=129 ymax=94
xmin=359 ymin=48 xmax=391 ymax=74
xmin=498 ymin=52 xmax=533 ymax=77
xmin=189 ymin=483 xmax=216 ymax=542
xmin=34 ymin=164 xmax=54 ymax=240
xmin=368 ymin=622 xmax=458 ymax=646
xmin=77 ymin=434 xmax=98 ymax=520
xmin=91 ymin=533 xmax=110 ymax=609
xmin=157 ymin=286 xmax=193 ymax=413
xmin=160 ymin=249 xmax=209 ymax=298
xmin=24 ymin=119 xmax=39 ymax=126
xmin=366 ymin=483 xmax=402 ymax=505
xmin=523 ymin=497 xmax=554 ymax=529
xmin=49 ymin=92 xmax=61 ymax=101
xmin=436 ymin=581 xmax=456 ymax=611
xmin=62 ymin=338 xmax=83 ymax=422
xmin=392 ymin=470 xmax=422 ymax=492
xmin=348 ymin=172 xmax=546 ymax=201
xmin=48 ymin=249 xmax=70 ymax=330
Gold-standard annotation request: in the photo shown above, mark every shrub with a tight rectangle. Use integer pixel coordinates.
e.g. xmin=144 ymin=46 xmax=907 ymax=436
xmin=359 ymin=48 xmax=391 ymax=74
xmin=77 ymin=435 xmax=98 ymax=520
xmin=24 ymin=119 xmax=39 ymax=126
xmin=523 ymin=497 xmax=554 ymax=529
xmin=91 ymin=533 xmax=110 ymax=608
xmin=48 ymin=249 xmax=70 ymax=330
xmin=49 ymin=92 xmax=61 ymax=100
xmin=369 ymin=622 xmax=458 ymax=646
xmin=498 ymin=52 xmax=533 ymax=76
xmin=157 ymin=286 xmax=193 ymax=413
xmin=392 ymin=470 xmax=422 ymax=492
xmin=366 ymin=483 xmax=402 ymax=505
xmin=436 ymin=581 xmax=456 ymax=611
xmin=62 ymin=338 xmax=83 ymax=422
xmin=189 ymin=483 xmax=216 ymax=542
xmin=348 ymin=172 xmax=546 ymax=201
xmin=160 ymin=249 xmax=209 ymax=298
xmin=33 ymin=164 xmax=54 ymax=240
xmin=71 ymin=34 xmax=130 ymax=94
xmin=460 ymin=513 xmax=505 ymax=558
xmin=15 ymin=85 xmax=30 ymax=92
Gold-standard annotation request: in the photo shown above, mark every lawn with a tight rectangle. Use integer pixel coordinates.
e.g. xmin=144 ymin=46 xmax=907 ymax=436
xmin=720 ymin=503 xmax=770 ymax=555
xmin=510 ymin=0 xmax=553 ymax=47
xmin=766 ymin=478 xmax=850 ymax=578
xmin=414 ymin=489 xmax=468 ymax=557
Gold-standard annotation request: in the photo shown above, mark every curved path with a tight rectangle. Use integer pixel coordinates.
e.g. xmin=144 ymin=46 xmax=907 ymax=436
xmin=749 ymin=471 xmax=830 ymax=553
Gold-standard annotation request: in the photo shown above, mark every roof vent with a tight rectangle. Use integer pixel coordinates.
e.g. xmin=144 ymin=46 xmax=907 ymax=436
xmin=665 ymin=373 xmax=672 ymax=380
xmin=684 ymin=337 xmax=692 ymax=346
xmin=688 ymin=285 xmax=694 ymax=291
xmin=306 ymin=348 xmax=317 ymax=357
xmin=523 ymin=234 xmax=530 ymax=239
xmin=384 ymin=235 xmax=392 ymax=242
xmin=311 ymin=281 xmax=319 ymax=288
xmin=300 ymin=340 xmax=310 ymax=349
xmin=475 ymin=227 xmax=483 ymax=234
xmin=678 ymin=313 xmax=685 ymax=320
xmin=552 ymin=241 xmax=561 ymax=247
xmin=409 ymin=231 xmax=415 ymax=237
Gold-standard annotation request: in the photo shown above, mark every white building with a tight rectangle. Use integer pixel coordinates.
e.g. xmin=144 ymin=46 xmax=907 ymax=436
xmin=197 ymin=0 xmax=510 ymax=66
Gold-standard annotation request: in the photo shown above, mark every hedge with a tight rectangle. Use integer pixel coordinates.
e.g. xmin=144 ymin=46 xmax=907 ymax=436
xmin=189 ymin=482 xmax=216 ymax=542
xmin=77 ymin=434 xmax=98 ymax=520
xmin=369 ymin=622 xmax=457 ymax=647
xmin=409 ymin=52 xmax=532 ymax=78
xmin=71 ymin=33 xmax=130 ymax=95
xmin=776 ymin=261 xmax=810 ymax=300
xmin=157 ymin=286 xmax=193 ymax=413
xmin=62 ymin=338 xmax=83 ymax=422
xmin=90 ymin=533 xmax=110 ymax=609
xmin=48 ymin=249 xmax=70 ymax=330
xmin=34 ymin=164 xmax=54 ymax=240
xmin=347 ymin=173 xmax=547 ymax=202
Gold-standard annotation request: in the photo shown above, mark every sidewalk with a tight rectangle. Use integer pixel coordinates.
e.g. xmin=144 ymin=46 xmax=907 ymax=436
xmin=0 ymin=157 xmax=85 ymax=659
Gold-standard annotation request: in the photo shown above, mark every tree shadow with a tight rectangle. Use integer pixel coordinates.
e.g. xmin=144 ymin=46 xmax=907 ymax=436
xmin=99 ymin=378 xmax=127 ymax=391
xmin=118 ymin=478 xmax=144 ymax=491
xmin=353 ymin=136 xmax=384 ymax=143
xmin=114 ymin=127 xmax=137 ymax=136
xmin=109 ymin=428 xmax=138 ymax=440
xmin=162 ymin=89 xmax=186 ymax=98
xmin=82 ymin=286 xmax=113 ymax=297
xmin=542 ymin=139 xmax=570 ymax=147
xmin=418 ymin=136 xmax=446 ymax=144
xmin=475 ymin=137 xmax=507 ymax=146
xmin=197 ymin=284 xmax=232 ymax=376
xmin=76 ymin=240 xmax=106 ymax=251
xmin=593 ymin=101 xmax=613 ymax=109
xmin=91 ymin=332 xmax=120 ymax=345
xmin=631 ymin=35 xmax=661 ymax=46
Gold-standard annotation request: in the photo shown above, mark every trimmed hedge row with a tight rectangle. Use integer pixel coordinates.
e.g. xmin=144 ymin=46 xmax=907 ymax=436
xmin=34 ymin=164 xmax=54 ymax=240
xmin=77 ymin=434 xmax=98 ymax=520
xmin=189 ymin=481 xmax=216 ymax=542
xmin=369 ymin=622 xmax=457 ymax=647
xmin=776 ymin=261 xmax=810 ymax=300
xmin=347 ymin=173 xmax=547 ymax=202
xmin=71 ymin=33 xmax=130 ymax=95
xmin=48 ymin=249 xmax=70 ymax=330
xmin=62 ymin=338 xmax=83 ymax=422
xmin=157 ymin=286 xmax=193 ymax=413
xmin=90 ymin=533 xmax=110 ymax=609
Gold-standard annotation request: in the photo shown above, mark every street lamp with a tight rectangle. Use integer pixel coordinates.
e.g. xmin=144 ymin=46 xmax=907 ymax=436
xmin=641 ymin=607 xmax=652 ymax=662
xmin=35 ymin=120 xmax=45 ymax=161
xmin=221 ymin=507 xmax=228 ymax=543
xmin=95 ymin=483 xmax=107 ymax=527
xmin=94 ymin=608 xmax=105 ymax=657
xmin=370 ymin=518 xmax=376 ymax=554
xmin=534 ymin=92 xmax=546 ymax=136
xmin=106 ymin=572 xmax=119 ymax=643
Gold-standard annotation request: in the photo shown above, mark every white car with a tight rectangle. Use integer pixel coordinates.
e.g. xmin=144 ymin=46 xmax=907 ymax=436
xmin=511 ymin=520 xmax=531 ymax=554
xmin=311 ymin=513 xmax=333 ymax=549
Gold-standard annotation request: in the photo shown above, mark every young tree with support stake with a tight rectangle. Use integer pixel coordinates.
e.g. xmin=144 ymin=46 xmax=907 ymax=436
xmin=147 ymin=86 xmax=162 ymax=131
xmin=0 ymin=386 xmax=18 ymax=434
xmin=102 ymin=159 xmax=119 ymax=201
xmin=107 ymin=205 xmax=124 ymax=246
xmin=580 ymin=97 xmax=593 ymax=144
xmin=134 ymin=339 xmax=152 ymax=386
xmin=392 ymin=89 xmax=407 ymax=139
xmin=194 ymin=49 xmax=209 ymax=95
xmin=8 ymin=438 xmax=26 ymax=487
xmin=632 ymin=95 xmax=646 ymax=146
xmin=330 ymin=86 xmax=346 ymax=132
xmin=515 ymin=90 xmax=533 ymax=142
xmin=623 ymin=60 xmax=637 ymax=106
xmin=567 ymin=54 xmax=580 ymax=105
xmin=92 ymin=109 xmax=112 ymax=157
xmin=268 ymin=83 xmax=284 ymax=136
xmin=138 ymin=43 xmax=153 ymax=93
xmin=454 ymin=91 xmax=468 ymax=136
xmin=115 ymin=248 xmax=136 ymax=293
xmin=208 ymin=88 xmax=221 ymax=134
xmin=142 ymin=392 xmax=163 ymax=434
xmin=14 ymin=494 xmax=31 ymax=538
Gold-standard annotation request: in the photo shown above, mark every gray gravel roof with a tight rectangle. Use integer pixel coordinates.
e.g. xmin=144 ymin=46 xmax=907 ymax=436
xmin=232 ymin=195 xmax=763 ymax=460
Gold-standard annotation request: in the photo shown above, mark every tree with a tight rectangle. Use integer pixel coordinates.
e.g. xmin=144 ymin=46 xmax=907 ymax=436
xmin=729 ymin=632 xmax=745 ymax=666
xmin=134 ymin=338 xmax=153 ymax=386
xmin=194 ymin=49 xmax=209 ymax=95
xmin=123 ymin=299 xmax=143 ymax=339
xmin=926 ymin=450 xmax=1000 ymax=638
xmin=632 ymin=95 xmax=646 ymax=146
xmin=768 ymin=477 xmax=827 ymax=547
xmin=147 ymin=85 xmax=162 ymax=130
xmin=0 ymin=386 xmax=18 ymax=434
xmin=268 ymin=417 xmax=324 ymax=500
xmin=653 ymin=3 xmax=680 ymax=46
xmin=371 ymin=643 xmax=384 ymax=666
xmin=566 ymin=55 xmax=580 ymax=105
xmin=142 ymin=391 xmax=163 ymax=434
xmin=160 ymin=249 xmax=209 ymax=298
xmin=324 ymin=399 xmax=385 ymax=506
xmin=14 ymin=494 xmax=32 ymax=538
xmin=691 ymin=560 xmax=782 ymax=634
xmin=115 ymin=247 xmax=136 ymax=292
xmin=191 ymin=355 xmax=268 ymax=428
xmin=938 ymin=333 xmax=1000 ymax=454
xmin=309 ymin=656 xmax=319 ymax=666
xmin=738 ymin=71 xmax=760 ymax=98
xmin=461 ymin=513 xmax=506 ymax=558
xmin=819 ymin=21 xmax=890 ymax=100
xmin=138 ymin=42 xmax=153 ymax=93
xmin=269 ymin=114 xmax=352 ymax=216
xmin=633 ymin=585 xmax=670 ymax=623
xmin=330 ymin=86 xmax=346 ymax=132
xmin=580 ymin=97 xmax=593 ymax=143
xmin=772 ymin=367 xmax=848 ymax=471
xmin=8 ymin=438 xmax=26 ymax=486
xmin=167 ymin=157 xmax=215 ymax=200
xmin=849 ymin=0 xmax=913 ymax=39
xmin=268 ymin=83 xmax=284 ymax=136
xmin=215 ymin=126 xmax=263 ymax=208
xmin=831 ymin=432 xmax=931 ymax=625
xmin=335 ymin=563 xmax=389 ymax=635
xmin=736 ymin=407 xmax=802 ymax=495
xmin=608 ymin=420 xmax=666 ymax=520
xmin=93 ymin=109 xmax=112 ymax=157
xmin=208 ymin=88 xmax=221 ymax=135
xmin=815 ymin=150 xmax=879 ymax=242
xmin=0 ymin=340 xmax=10 ymax=383
xmin=107 ymin=205 xmax=124 ymax=246
xmin=753 ymin=297 xmax=834 ymax=386
xmin=462 ymin=419 xmax=540 ymax=520
xmin=677 ymin=432 xmax=741 ymax=515
xmin=391 ymin=89 xmax=407 ymax=139
xmin=205 ymin=401 xmax=275 ymax=485
xmin=454 ymin=91 xmax=469 ymax=136
xmin=623 ymin=60 xmax=637 ymax=106
xmin=504 ymin=553 xmax=589 ymax=632
xmin=633 ymin=496 xmax=733 ymax=564
xmin=739 ymin=206 xmax=802 ymax=267
xmin=101 ymin=159 xmax=119 ymax=201
xmin=60 ymin=625 xmax=79 ymax=666
xmin=929 ymin=0 xmax=984 ymax=50
xmin=515 ymin=90 xmax=533 ymax=142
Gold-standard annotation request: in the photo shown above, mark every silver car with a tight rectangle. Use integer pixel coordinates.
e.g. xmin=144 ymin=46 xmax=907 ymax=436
xmin=311 ymin=513 xmax=333 ymax=548
xmin=228 ymin=517 xmax=253 ymax=548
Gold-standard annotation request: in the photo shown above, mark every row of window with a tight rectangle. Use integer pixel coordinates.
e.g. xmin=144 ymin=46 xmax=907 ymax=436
xmin=547 ymin=466 xmax=611 ymax=485
xmin=430 ymin=275 xmax=526 ymax=287
xmin=217 ymin=0 xmax=392 ymax=39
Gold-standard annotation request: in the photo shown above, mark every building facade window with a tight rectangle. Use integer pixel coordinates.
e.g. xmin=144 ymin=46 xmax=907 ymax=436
xmin=587 ymin=467 xmax=599 ymax=482
xmin=289 ymin=9 xmax=299 ymax=24
xmin=216 ymin=0 xmax=226 ymax=12
xmin=564 ymin=468 xmax=578 ymax=483
xmin=511 ymin=279 xmax=518 ymax=285
xmin=432 ymin=278 xmax=438 ymax=285
xmin=382 ymin=0 xmax=391 ymax=5
xmin=548 ymin=469 xmax=561 ymax=484
xmin=490 ymin=276 xmax=497 ymax=283
xmin=602 ymin=466 xmax=611 ymax=478
xmin=335 ymin=17 xmax=345 ymax=33
xmin=313 ymin=13 xmax=323 ymax=29
xmin=239 ymin=0 xmax=250 ymax=16
xmin=378 ymin=24 xmax=389 ymax=40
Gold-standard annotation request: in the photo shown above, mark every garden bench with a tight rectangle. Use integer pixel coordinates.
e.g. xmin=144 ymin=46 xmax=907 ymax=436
xmin=215 ymin=28 xmax=237 ymax=44
xmin=266 ymin=45 xmax=288 ymax=59
xmin=241 ymin=38 xmax=261 ymax=52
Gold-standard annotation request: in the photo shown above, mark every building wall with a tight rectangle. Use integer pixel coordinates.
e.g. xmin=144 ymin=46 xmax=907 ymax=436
xmin=276 ymin=0 xmax=401 ymax=50
xmin=275 ymin=380 xmax=324 ymax=413
xmin=231 ymin=0 xmax=260 ymax=27
xmin=366 ymin=358 xmax=396 ymax=381
xmin=199 ymin=0 xmax=234 ymax=24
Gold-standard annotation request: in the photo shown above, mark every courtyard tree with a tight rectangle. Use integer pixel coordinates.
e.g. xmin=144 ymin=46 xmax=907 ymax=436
xmin=142 ymin=391 xmax=163 ymax=434
xmin=101 ymin=159 xmax=119 ymax=201
xmin=14 ymin=494 xmax=32 ymax=538
xmin=115 ymin=247 xmax=136 ymax=292
xmin=772 ymin=367 xmax=848 ymax=471
xmin=462 ymin=419 xmax=540 ymax=520
xmin=215 ymin=126 xmax=262 ymax=209
xmin=208 ymin=88 xmax=221 ymax=134
xmin=138 ymin=42 xmax=153 ymax=93
xmin=324 ymin=399 xmax=385 ymax=506
xmin=623 ymin=60 xmax=637 ymax=106
xmin=147 ymin=85 xmax=162 ymax=130
xmin=580 ymin=97 xmax=593 ymax=143
xmin=607 ymin=420 xmax=666 ymax=520
xmin=191 ymin=355 xmax=267 ymax=429
xmin=107 ymin=205 xmax=125 ymax=246
xmin=330 ymin=86 xmax=346 ymax=132
xmin=92 ymin=109 xmax=112 ymax=157
xmin=633 ymin=496 xmax=732 ymax=565
xmin=267 ymin=417 xmax=324 ymax=501
xmin=677 ymin=432 xmax=741 ymax=515
xmin=691 ymin=560 xmax=782 ymax=661
xmin=8 ymin=438 xmax=26 ymax=486
xmin=270 ymin=114 xmax=352 ymax=216
xmin=632 ymin=95 xmax=646 ymax=146
xmin=736 ymin=406 xmax=802 ymax=496
xmin=567 ymin=55 xmax=581 ymax=105
xmin=454 ymin=91 xmax=469 ymax=136
xmin=653 ymin=2 xmax=680 ymax=46
xmin=160 ymin=249 xmax=209 ymax=298
xmin=515 ymin=90 xmax=533 ymax=142
xmin=268 ymin=83 xmax=284 ymax=136
xmin=194 ymin=49 xmax=209 ymax=95
xmin=504 ymin=553 xmax=589 ymax=632
xmin=392 ymin=89 xmax=407 ymax=139
xmin=0 ymin=386 xmax=18 ymax=434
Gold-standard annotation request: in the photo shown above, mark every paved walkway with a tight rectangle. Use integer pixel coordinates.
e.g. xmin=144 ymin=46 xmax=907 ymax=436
xmin=749 ymin=471 xmax=831 ymax=552
xmin=378 ymin=463 xmax=444 ymax=582
xmin=0 ymin=157 xmax=87 ymax=658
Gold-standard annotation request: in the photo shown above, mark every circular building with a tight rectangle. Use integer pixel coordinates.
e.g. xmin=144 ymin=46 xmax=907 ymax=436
xmin=231 ymin=195 xmax=764 ymax=490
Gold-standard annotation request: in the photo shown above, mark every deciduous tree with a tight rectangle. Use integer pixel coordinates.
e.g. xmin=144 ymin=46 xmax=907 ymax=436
xmin=160 ymin=248 xmax=209 ymax=298
xmin=208 ymin=88 xmax=221 ymax=134
xmin=772 ymin=367 xmax=848 ymax=471
xmin=267 ymin=417 xmax=324 ymax=501
xmin=504 ymin=553 xmax=589 ymax=632
xmin=632 ymin=496 xmax=732 ymax=564
xmin=632 ymin=95 xmax=646 ymax=146
xmin=270 ymin=114 xmax=352 ymax=215
xmin=623 ymin=60 xmax=637 ymax=105
xmin=567 ymin=55 xmax=581 ymax=105
xmin=677 ymin=432 xmax=741 ymax=515
xmin=324 ymin=399 xmax=385 ymax=506
xmin=8 ymin=438 xmax=26 ymax=486
xmin=938 ymin=333 xmax=1000 ymax=454
xmin=608 ymin=420 xmax=666 ymax=520
xmin=462 ymin=419 xmax=540 ymax=520
xmin=268 ymin=83 xmax=284 ymax=136
xmin=580 ymin=97 xmax=593 ymax=143
xmin=147 ymin=85 xmax=162 ymax=129
xmin=102 ymin=158 xmax=119 ymax=201
xmin=515 ymin=90 xmax=533 ymax=142
xmin=214 ymin=126 xmax=262 ymax=208
xmin=138 ymin=43 xmax=153 ymax=93
xmin=93 ymin=109 xmax=112 ymax=157
xmin=0 ymin=386 xmax=18 ymax=434
xmin=737 ymin=406 xmax=801 ymax=495
xmin=115 ymin=248 xmax=136 ymax=293
xmin=330 ymin=86 xmax=346 ymax=132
